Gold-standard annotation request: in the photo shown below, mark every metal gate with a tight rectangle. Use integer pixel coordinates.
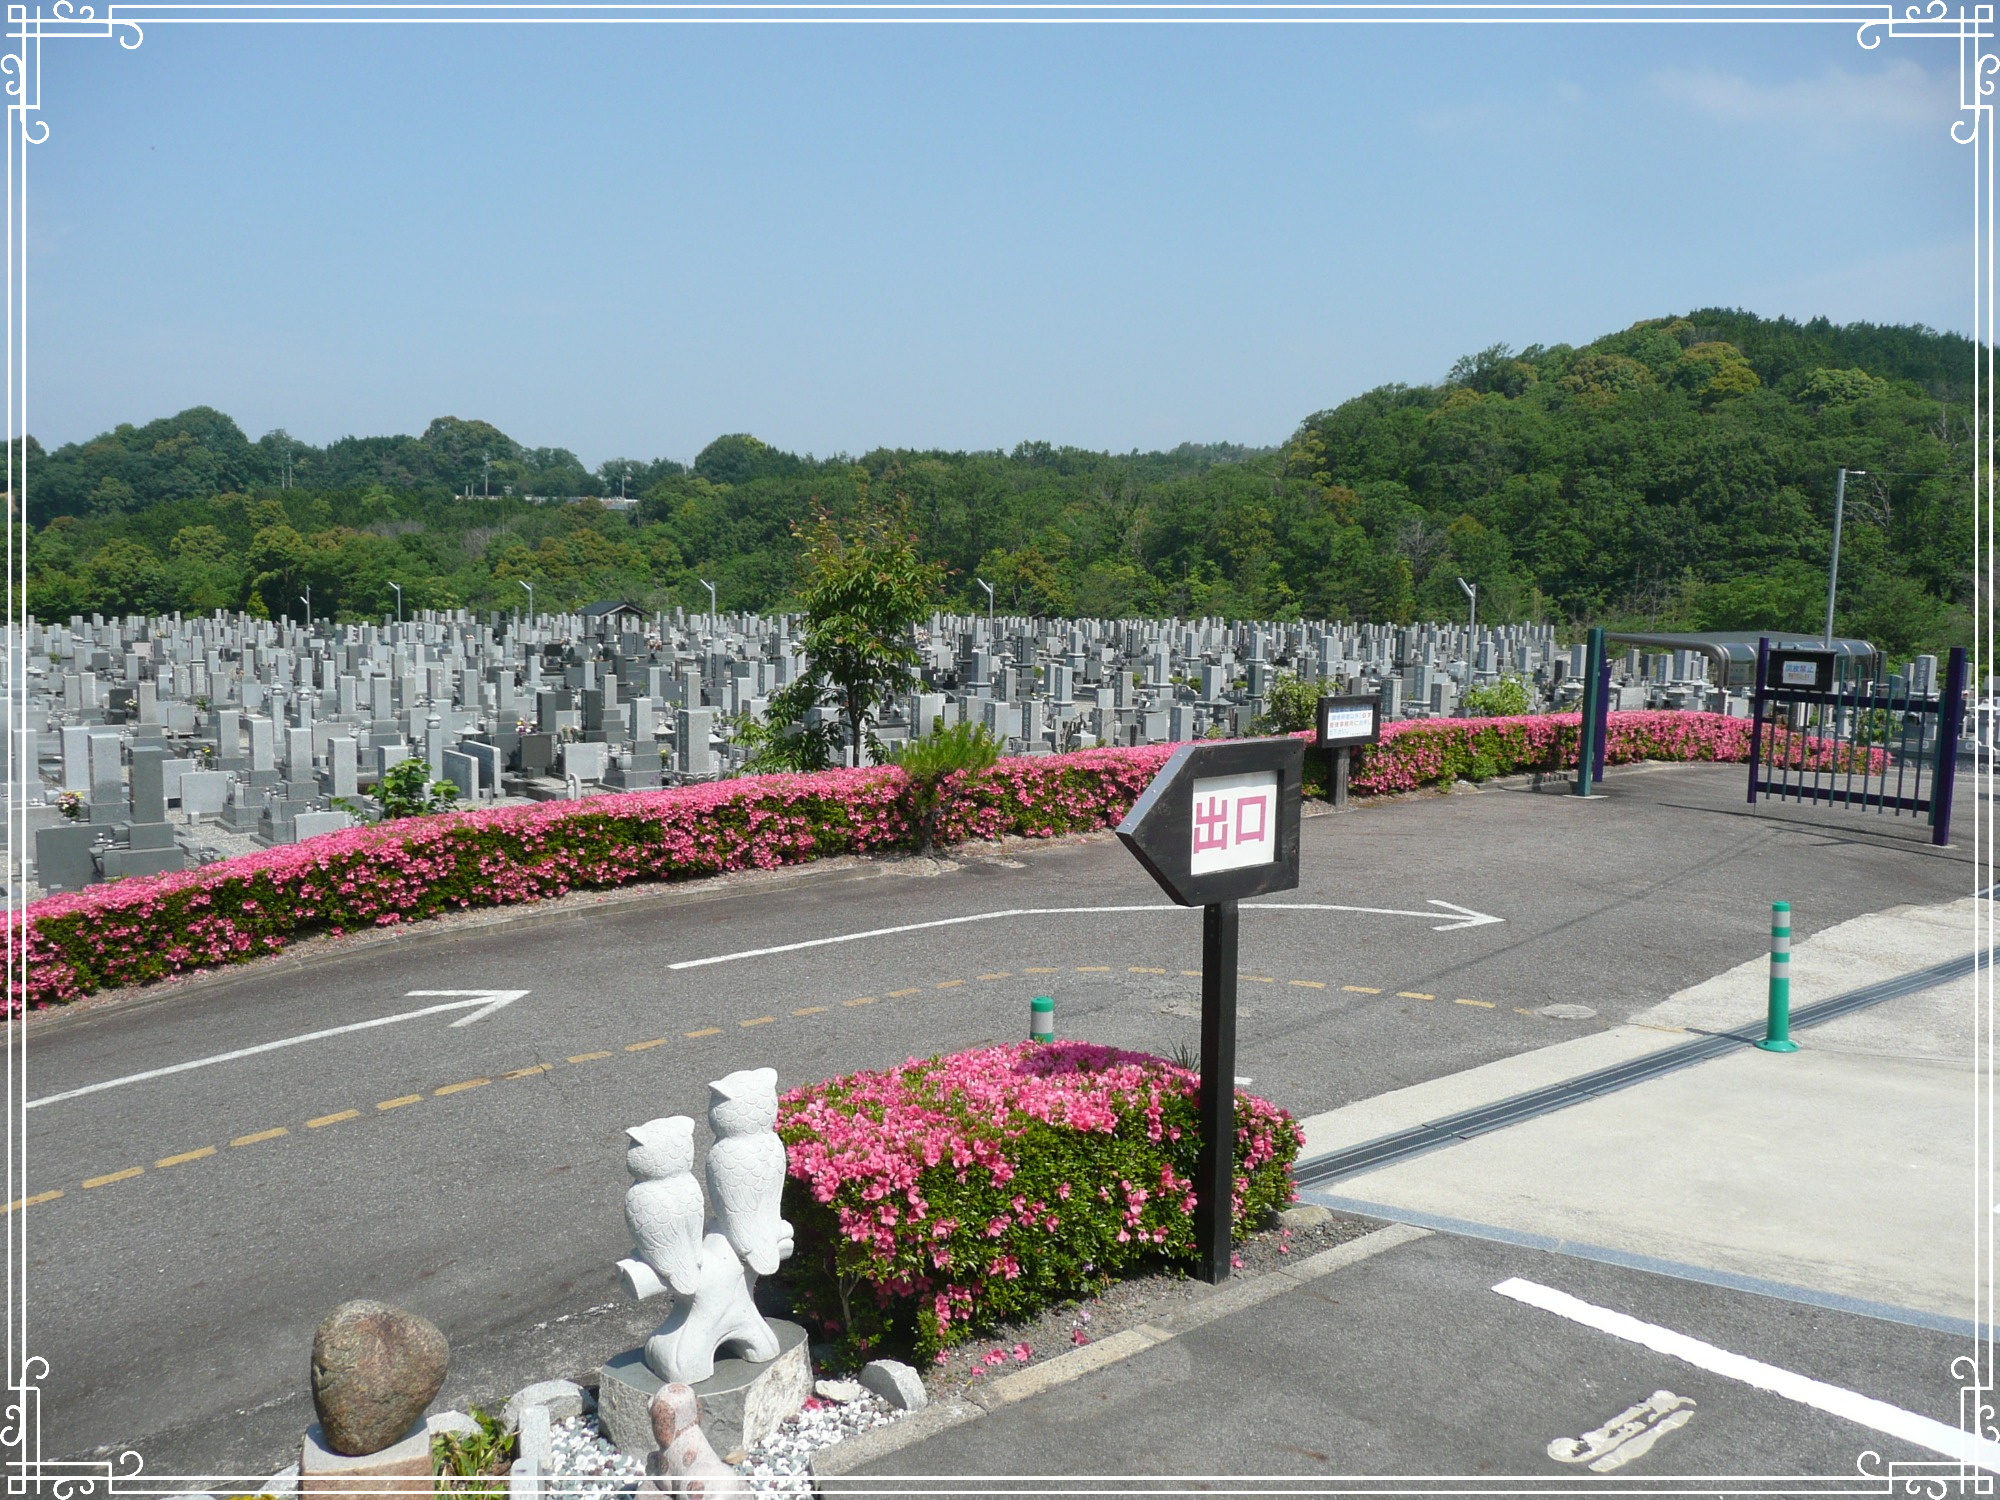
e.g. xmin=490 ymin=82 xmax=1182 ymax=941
xmin=1746 ymin=637 xmax=1967 ymax=846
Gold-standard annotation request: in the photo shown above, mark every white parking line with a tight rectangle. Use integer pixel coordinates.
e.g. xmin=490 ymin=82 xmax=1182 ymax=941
xmin=1495 ymin=1277 xmax=2000 ymax=1472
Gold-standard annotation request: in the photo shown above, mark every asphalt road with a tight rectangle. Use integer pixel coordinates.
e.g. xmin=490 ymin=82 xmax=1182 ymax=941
xmin=21 ymin=762 xmax=1973 ymax=1476
xmin=857 ymin=1225 xmax=1974 ymax=1480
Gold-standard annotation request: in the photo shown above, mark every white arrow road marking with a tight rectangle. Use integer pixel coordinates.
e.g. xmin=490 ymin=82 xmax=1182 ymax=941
xmin=1248 ymin=900 xmax=1505 ymax=932
xmin=407 ymin=989 xmax=531 ymax=1027
xmin=665 ymin=900 xmax=1503 ymax=971
xmin=1496 ymin=1277 xmax=2000 ymax=1473
xmin=27 ymin=990 xmax=531 ymax=1109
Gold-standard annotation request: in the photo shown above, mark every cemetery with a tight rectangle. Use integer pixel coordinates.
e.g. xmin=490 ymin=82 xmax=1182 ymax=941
xmin=16 ymin=602 xmax=1953 ymax=910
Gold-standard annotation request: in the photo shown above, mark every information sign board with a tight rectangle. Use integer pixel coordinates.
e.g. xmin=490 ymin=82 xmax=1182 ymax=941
xmin=1767 ymin=649 xmax=1836 ymax=694
xmin=1316 ymin=694 xmax=1382 ymax=749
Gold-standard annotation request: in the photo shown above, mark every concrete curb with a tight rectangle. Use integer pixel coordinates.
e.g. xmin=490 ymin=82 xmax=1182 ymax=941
xmin=807 ymin=1221 xmax=1429 ymax=1483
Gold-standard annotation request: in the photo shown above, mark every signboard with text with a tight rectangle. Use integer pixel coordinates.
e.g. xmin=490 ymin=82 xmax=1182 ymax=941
xmin=1116 ymin=738 xmax=1303 ymax=907
xmin=1316 ymin=694 xmax=1382 ymax=750
xmin=1766 ymin=648 xmax=1836 ymax=695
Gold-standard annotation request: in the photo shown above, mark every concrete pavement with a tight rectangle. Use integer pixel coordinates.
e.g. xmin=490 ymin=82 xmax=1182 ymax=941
xmin=841 ymin=892 xmax=1994 ymax=1480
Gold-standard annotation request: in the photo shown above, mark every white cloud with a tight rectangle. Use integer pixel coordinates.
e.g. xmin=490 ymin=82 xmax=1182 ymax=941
xmin=1652 ymin=57 xmax=1945 ymax=136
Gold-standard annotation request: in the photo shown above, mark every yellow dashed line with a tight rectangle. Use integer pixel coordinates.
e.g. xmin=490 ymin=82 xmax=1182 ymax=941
xmin=978 ymin=973 xmax=1012 ymax=981
xmin=1129 ymin=966 xmax=1167 ymax=975
xmin=1182 ymin=969 xmax=1203 ymax=977
xmin=568 ymin=1051 xmax=613 ymax=1064
xmin=936 ymin=980 xmax=965 ymax=990
xmin=1344 ymin=985 xmax=1381 ymax=994
xmin=888 ymin=988 xmax=921 ymax=997
xmin=5 ymin=1190 xmax=62 ymax=1212
xmin=82 ymin=1168 xmax=142 ymax=1190
xmin=1076 ymin=966 xmax=1110 ymax=973
xmin=1515 ymin=1008 xmax=1539 ymax=1017
xmin=231 ymin=1128 xmax=289 ymax=1147
xmin=377 ymin=1095 xmax=423 ymax=1111
xmin=1023 ymin=967 xmax=1058 ymax=975
xmin=842 ymin=998 xmax=876 ymax=1008
xmin=435 ymin=1078 xmax=491 ymax=1096
xmin=792 ymin=1006 xmax=829 ymax=1017
xmin=1398 ymin=992 xmax=1435 ymax=1001
xmin=155 ymin=1147 xmax=215 ymax=1168
xmin=1290 ymin=980 xmax=1326 ymax=990
xmin=505 ymin=1064 xmax=553 ymax=1079
xmin=1243 ymin=975 xmax=1275 ymax=984
xmin=686 ymin=1027 xmax=723 ymax=1038
xmin=626 ymin=1038 xmax=668 ymax=1052
xmin=741 ymin=1016 xmax=775 ymax=1028
xmin=308 ymin=1110 xmax=361 ymax=1128
xmin=1454 ymin=998 xmax=1495 ymax=1009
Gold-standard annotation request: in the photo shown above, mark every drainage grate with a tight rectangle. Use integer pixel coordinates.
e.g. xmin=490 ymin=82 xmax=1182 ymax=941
xmin=1294 ymin=946 xmax=1995 ymax=1191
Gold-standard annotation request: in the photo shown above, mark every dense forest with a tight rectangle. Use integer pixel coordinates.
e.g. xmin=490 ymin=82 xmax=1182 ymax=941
xmin=20 ymin=308 xmax=1979 ymax=657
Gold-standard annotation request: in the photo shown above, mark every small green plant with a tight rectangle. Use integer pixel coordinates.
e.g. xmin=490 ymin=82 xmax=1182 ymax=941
xmin=431 ymin=1407 xmax=517 ymax=1496
xmin=1251 ymin=673 xmax=1325 ymax=734
xmin=1463 ymin=675 xmax=1531 ymax=718
xmin=376 ymin=757 xmax=459 ymax=819
xmin=888 ymin=720 xmax=1001 ymax=851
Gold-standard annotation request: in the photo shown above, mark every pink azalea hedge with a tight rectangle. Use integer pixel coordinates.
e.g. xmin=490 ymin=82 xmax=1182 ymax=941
xmin=778 ymin=1040 xmax=1301 ymax=1358
xmin=17 ymin=709 xmax=1835 ymax=1013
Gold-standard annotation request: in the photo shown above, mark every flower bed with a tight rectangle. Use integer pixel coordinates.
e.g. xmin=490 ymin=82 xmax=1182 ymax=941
xmin=16 ymin=709 xmax=1808 ymax=1013
xmin=777 ymin=1040 xmax=1302 ymax=1360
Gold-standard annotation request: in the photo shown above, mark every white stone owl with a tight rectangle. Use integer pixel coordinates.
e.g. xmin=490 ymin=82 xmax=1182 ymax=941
xmin=703 ymin=1068 xmax=794 ymax=1278
xmin=619 ymin=1116 xmax=703 ymax=1301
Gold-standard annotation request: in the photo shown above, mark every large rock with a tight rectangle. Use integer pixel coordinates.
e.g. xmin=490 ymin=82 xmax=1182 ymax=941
xmin=309 ymin=1300 xmax=450 ymax=1457
xmin=858 ymin=1358 xmax=927 ymax=1413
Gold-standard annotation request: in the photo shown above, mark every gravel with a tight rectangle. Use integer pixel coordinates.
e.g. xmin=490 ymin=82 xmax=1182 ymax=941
xmin=542 ymin=1390 xmax=904 ymax=1497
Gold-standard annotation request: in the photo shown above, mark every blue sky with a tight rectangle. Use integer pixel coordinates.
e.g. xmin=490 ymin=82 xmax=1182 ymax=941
xmin=29 ymin=17 xmax=1972 ymax=465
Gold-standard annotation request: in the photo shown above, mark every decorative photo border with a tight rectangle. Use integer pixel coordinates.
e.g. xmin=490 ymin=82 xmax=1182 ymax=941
xmin=1 ymin=4 xmax=1991 ymax=1493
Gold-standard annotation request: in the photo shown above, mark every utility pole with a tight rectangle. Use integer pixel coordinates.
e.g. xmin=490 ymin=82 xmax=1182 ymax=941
xmin=1824 ymin=468 xmax=1863 ymax=644
xmin=484 ymin=452 xmax=492 ymax=502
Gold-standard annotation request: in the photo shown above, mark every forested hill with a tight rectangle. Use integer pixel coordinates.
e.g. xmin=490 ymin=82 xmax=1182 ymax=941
xmin=22 ymin=308 xmax=1977 ymax=657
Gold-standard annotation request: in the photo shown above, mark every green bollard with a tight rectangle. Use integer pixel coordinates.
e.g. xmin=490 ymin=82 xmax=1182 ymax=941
xmin=1031 ymin=995 xmax=1055 ymax=1043
xmin=1757 ymin=901 xmax=1799 ymax=1053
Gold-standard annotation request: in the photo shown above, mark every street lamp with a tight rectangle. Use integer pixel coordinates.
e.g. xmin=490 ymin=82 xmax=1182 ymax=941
xmin=1825 ymin=468 xmax=1864 ymax=644
xmin=975 ymin=578 xmax=994 ymax=636
xmin=299 ymin=586 xmax=312 ymax=624
xmin=700 ymin=579 xmax=717 ymax=628
xmin=388 ymin=581 xmax=402 ymax=626
xmin=1456 ymin=577 xmax=1477 ymax=639
xmin=519 ymin=578 xmax=534 ymax=622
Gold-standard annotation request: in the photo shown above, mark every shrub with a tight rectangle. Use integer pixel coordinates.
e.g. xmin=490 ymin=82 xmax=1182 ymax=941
xmin=779 ymin=1041 xmax=1302 ymax=1361
xmin=887 ymin=721 xmax=1002 ymax=851
xmin=1462 ymin=676 xmax=1531 ymax=718
xmin=376 ymin=757 xmax=460 ymax=819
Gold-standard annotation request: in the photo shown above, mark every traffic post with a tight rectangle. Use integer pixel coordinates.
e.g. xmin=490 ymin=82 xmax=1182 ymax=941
xmin=1116 ymin=736 xmax=1305 ymax=1283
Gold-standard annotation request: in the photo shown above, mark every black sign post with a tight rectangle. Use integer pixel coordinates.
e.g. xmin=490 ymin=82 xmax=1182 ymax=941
xmin=1316 ymin=694 xmax=1382 ymax=808
xmin=1116 ymin=737 xmax=1304 ymax=1283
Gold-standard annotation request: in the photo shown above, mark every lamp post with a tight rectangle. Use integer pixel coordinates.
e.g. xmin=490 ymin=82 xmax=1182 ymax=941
xmin=388 ymin=581 xmax=402 ymax=626
xmin=1457 ymin=576 xmax=1477 ymax=638
xmin=519 ymin=578 xmax=534 ymax=624
xmin=1824 ymin=468 xmax=1864 ymax=644
xmin=700 ymin=579 xmax=717 ymax=629
xmin=299 ymin=586 xmax=311 ymax=624
xmin=976 ymin=577 xmax=994 ymax=636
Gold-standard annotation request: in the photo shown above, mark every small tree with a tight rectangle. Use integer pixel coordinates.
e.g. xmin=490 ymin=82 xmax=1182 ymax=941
xmin=1252 ymin=673 xmax=1324 ymax=734
xmin=784 ymin=500 xmax=945 ymax=766
xmin=1463 ymin=676 xmax=1531 ymax=718
xmin=377 ymin=757 xmax=460 ymax=819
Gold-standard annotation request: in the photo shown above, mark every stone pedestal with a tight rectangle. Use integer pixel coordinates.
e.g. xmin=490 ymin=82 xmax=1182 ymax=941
xmin=597 ymin=1317 xmax=810 ymax=1460
xmin=299 ymin=1420 xmax=432 ymax=1494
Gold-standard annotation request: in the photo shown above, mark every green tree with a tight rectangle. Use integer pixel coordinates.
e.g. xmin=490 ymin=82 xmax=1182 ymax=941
xmin=788 ymin=500 xmax=945 ymax=766
xmin=1463 ymin=676 xmax=1531 ymax=717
